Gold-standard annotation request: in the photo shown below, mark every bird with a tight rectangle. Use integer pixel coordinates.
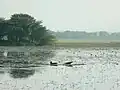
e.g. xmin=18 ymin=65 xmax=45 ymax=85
xmin=64 ymin=61 xmax=73 ymax=65
xmin=3 ymin=50 xmax=8 ymax=57
xmin=50 ymin=61 xmax=58 ymax=66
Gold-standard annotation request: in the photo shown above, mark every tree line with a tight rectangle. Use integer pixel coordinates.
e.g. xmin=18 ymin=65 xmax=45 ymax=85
xmin=0 ymin=13 xmax=56 ymax=46
xmin=52 ymin=31 xmax=120 ymax=40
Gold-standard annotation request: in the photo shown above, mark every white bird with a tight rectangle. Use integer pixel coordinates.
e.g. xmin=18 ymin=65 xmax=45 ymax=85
xmin=3 ymin=50 xmax=8 ymax=57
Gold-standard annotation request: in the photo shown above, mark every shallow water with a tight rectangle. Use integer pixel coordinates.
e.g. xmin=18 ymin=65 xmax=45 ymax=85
xmin=0 ymin=46 xmax=120 ymax=90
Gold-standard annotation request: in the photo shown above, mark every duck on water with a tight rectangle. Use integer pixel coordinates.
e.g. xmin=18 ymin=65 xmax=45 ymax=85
xmin=63 ymin=61 xmax=73 ymax=67
xmin=63 ymin=61 xmax=73 ymax=65
xmin=50 ymin=61 xmax=73 ymax=66
xmin=50 ymin=61 xmax=58 ymax=66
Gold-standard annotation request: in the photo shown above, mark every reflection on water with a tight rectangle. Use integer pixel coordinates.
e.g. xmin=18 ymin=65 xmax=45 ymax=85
xmin=0 ymin=47 xmax=120 ymax=90
xmin=0 ymin=47 xmax=56 ymax=80
xmin=0 ymin=47 xmax=56 ymax=67
xmin=9 ymin=68 xmax=35 ymax=79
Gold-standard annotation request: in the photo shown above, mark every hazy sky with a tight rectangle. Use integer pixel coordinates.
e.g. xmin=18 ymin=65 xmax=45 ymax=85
xmin=0 ymin=0 xmax=120 ymax=32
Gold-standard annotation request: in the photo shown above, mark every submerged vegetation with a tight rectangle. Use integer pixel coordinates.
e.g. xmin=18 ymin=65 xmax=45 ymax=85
xmin=0 ymin=13 xmax=56 ymax=46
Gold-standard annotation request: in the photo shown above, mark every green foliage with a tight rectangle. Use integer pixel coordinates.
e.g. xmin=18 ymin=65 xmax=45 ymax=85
xmin=0 ymin=13 xmax=56 ymax=46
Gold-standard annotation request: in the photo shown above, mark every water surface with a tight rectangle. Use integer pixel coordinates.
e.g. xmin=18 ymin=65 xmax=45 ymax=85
xmin=0 ymin=47 xmax=120 ymax=90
